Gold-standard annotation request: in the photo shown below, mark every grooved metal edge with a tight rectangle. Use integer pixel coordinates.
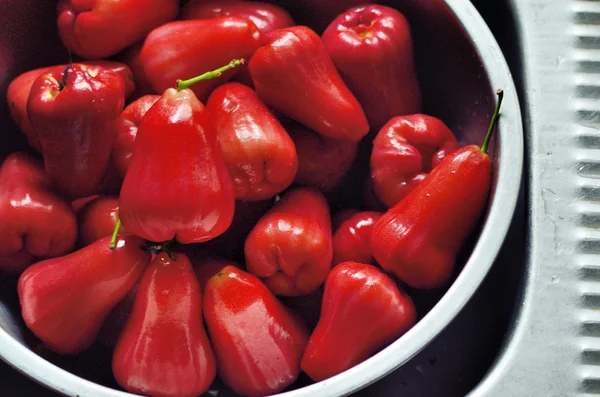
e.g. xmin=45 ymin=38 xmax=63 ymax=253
xmin=471 ymin=1 xmax=600 ymax=396
xmin=574 ymin=1 xmax=600 ymax=394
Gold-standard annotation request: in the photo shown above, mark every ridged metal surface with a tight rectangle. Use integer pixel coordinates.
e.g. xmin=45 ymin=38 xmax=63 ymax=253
xmin=576 ymin=2 xmax=600 ymax=394
xmin=472 ymin=0 xmax=600 ymax=396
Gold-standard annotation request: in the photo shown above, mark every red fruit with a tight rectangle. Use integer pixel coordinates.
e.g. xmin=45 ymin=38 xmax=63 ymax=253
xmin=371 ymin=91 xmax=504 ymax=289
xmin=371 ymin=144 xmax=492 ymax=289
xmin=245 ymin=187 xmax=333 ymax=296
xmin=184 ymin=247 xmax=240 ymax=289
xmin=18 ymin=235 xmax=151 ymax=354
xmin=112 ymin=94 xmax=160 ymax=178
xmin=301 ymin=262 xmax=416 ymax=381
xmin=88 ymin=60 xmax=136 ymax=99
xmin=181 ymin=1 xmax=294 ymax=36
xmin=332 ymin=211 xmax=382 ymax=266
xmin=6 ymin=66 xmax=54 ymax=151
xmin=139 ymin=17 xmax=262 ymax=100
xmin=285 ymin=119 xmax=358 ymax=191
xmin=76 ymin=196 xmax=120 ymax=247
xmin=0 ymin=153 xmax=77 ymax=274
xmin=207 ymin=83 xmax=298 ymax=200
xmin=204 ymin=266 xmax=309 ymax=397
xmin=249 ymin=26 xmax=369 ymax=142
xmin=119 ymin=88 xmax=235 ymax=244
xmin=322 ymin=5 xmax=422 ymax=131
xmin=113 ymin=252 xmax=216 ymax=397
xmin=8 ymin=61 xmax=134 ymax=153
xmin=27 ymin=64 xmax=125 ymax=199
xmin=371 ymin=114 xmax=460 ymax=208
xmin=57 ymin=0 xmax=180 ymax=59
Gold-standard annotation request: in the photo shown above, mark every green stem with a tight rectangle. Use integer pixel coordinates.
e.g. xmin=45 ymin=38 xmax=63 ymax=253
xmin=176 ymin=58 xmax=245 ymax=91
xmin=109 ymin=219 xmax=122 ymax=250
xmin=480 ymin=89 xmax=504 ymax=154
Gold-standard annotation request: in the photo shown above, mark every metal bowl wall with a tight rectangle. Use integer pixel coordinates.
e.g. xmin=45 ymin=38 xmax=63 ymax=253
xmin=0 ymin=0 xmax=522 ymax=396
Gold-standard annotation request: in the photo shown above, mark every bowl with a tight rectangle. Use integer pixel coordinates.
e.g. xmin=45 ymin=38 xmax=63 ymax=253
xmin=0 ymin=0 xmax=523 ymax=396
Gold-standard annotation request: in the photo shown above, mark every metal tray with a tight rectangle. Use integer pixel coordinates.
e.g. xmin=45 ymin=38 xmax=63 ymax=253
xmin=472 ymin=0 xmax=600 ymax=395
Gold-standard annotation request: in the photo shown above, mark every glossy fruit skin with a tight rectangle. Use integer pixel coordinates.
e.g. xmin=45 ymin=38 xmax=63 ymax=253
xmin=0 ymin=153 xmax=77 ymax=274
xmin=301 ymin=262 xmax=416 ymax=382
xmin=322 ymin=5 xmax=422 ymax=131
xmin=27 ymin=64 xmax=125 ymax=199
xmin=207 ymin=82 xmax=298 ymax=200
xmin=181 ymin=1 xmax=294 ymax=88
xmin=203 ymin=266 xmax=309 ymax=397
xmin=7 ymin=61 xmax=134 ymax=153
xmin=181 ymin=0 xmax=294 ymax=36
xmin=249 ymin=25 xmax=369 ymax=142
xmin=119 ymin=88 xmax=235 ymax=244
xmin=371 ymin=145 xmax=492 ymax=289
xmin=285 ymin=118 xmax=358 ymax=191
xmin=17 ymin=235 xmax=150 ymax=354
xmin=332 ymin=211 xmax=382 ymax=266
xmin=112 ymin=94 xmax=160 ymax=178
xmin=139 ymin=17 xmax=262 ymax=100
xmin=76 ymin=195 xmax=120 ymax=246
xmin=56 ymin=0 xmax=180 ymax=59
xmin=370 ymin=114 xmax=460 ymax=208
xmin=112 ymin=252 xmax=216 ymax=397
xmin=6 ymin=66 xmax=54 ymax=151
xmin=245 ymin=187 xmax=333 ymax=296
xmin=73 ymin=61 xmax=136 ymax=99
xmin=187 ymin=250 xmax=239 ymax=289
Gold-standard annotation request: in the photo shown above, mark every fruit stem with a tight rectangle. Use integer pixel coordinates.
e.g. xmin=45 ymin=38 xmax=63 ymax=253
xmin=58 ymin=63 xmax=70 ymax=92
xmin=176 ymin=59 xmax=245 ymax=91
xmin=481 ymin=89 xmax=504 ymax=154
xmin=109 ymin=219 xmax=122 ymax=250
xmin=58 ymin=53 xmax=72 ymax=92
xmin=163 ymin=239 xmax=177 ymax=260
xmin=140 ymin=239 xmax=177 ymax=257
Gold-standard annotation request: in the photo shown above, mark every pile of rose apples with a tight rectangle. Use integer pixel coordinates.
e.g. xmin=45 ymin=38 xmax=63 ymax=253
xmin=0 ymin=1 xmax=502 ymax=397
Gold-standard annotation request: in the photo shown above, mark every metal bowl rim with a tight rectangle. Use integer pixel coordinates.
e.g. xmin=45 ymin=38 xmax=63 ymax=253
xmin=0 ymin=0 xmax=524 ymax=395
